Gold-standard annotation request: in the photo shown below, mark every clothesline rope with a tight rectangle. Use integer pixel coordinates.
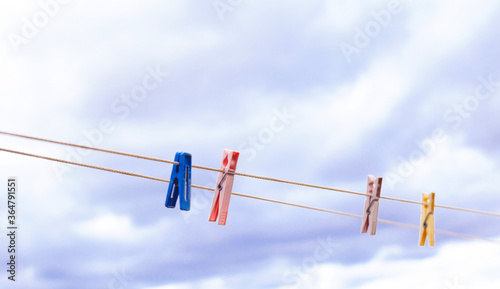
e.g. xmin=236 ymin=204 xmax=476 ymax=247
xmin=1 ymin=147 xmax=499 ymax=245
xmin=1 ymin=131 xmax=499 ymax=218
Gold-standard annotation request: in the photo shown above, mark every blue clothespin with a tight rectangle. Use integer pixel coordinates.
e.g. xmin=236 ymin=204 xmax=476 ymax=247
xmin=165 ymin=152 xmax=192 ymax=211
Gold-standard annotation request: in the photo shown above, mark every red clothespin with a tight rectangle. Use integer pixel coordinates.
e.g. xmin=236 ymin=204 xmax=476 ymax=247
xmin=361 ymin=175 xmax=383 ymax=235
xmin=208 ymin=149 xmax=239 ymax=225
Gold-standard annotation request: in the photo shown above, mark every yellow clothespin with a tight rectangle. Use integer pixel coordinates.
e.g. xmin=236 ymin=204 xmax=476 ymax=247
xmin=419 ymin=192 xmax=435 ymax=247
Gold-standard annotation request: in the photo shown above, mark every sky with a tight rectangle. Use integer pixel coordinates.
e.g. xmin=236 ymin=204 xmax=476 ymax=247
xmin=1 ymin=0 xmax=500 ymax=288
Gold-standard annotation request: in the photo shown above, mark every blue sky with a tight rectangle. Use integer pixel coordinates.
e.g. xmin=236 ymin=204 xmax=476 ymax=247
xmin=1 ymin=0 xmax=500 ymax=288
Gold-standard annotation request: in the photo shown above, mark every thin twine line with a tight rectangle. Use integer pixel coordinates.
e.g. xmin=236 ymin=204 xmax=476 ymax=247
xmin=1 ymin=147 xmax=499 ymax=245
xmin=0 ymin=148 xmax=167 ymax=183
xmin=1 ymin=130 xmax=500 ymax=218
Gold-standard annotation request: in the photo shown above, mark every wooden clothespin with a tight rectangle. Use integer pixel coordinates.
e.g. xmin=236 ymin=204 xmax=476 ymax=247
xmin=419 ymin=192 xmax=435 ymax=247
xmin=165 ymin=152 xmax=192 ymax=211
xmin=209 ymin=149 xmax=239 ymax=225
xmin=361 ymin=175 xmax=383 ymax=235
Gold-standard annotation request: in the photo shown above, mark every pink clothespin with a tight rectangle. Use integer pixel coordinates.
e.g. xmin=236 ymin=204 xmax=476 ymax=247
xmin=361 ymin=175 xmax=383 ymax=235
xmin=208 ymin=149 xmax=239 ymax=225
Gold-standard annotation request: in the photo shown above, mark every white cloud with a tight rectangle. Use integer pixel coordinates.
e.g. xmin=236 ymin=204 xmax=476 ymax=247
xmin=294 ymin=241 xmax=500 ymax=289
xmin=280 ymin=54 xmax=412 ymax=158
xmin=1 ymin=1 xmax=499 ymax=289
xmin=138 ymin=240 xmax=500 ymax=289
xmin=143 ymin=277 xmax=227 ymax=289
xmin=284 ymin=0 xmax=500 ymax=169
xmin=313 ymin=0 xmax=394 ymax=32
xmin=72 ymin=212 xmax=172 ymax=244
xmin=405 ymin=0 xmax=499 ymax=59
xmin=384 ymin=137 xmax=500 ymax=202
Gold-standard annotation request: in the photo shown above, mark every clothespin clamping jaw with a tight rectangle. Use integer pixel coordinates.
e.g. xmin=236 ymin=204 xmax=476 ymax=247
xmin=361 ymin=175 xmax=383 ymax=236
xmin=209 ymin=149 xmax=239 ymax=225
xmin=419 ymin=192 xmax=435 ymax=247
xmin=165 ymin=152 xmax=192 ymax=211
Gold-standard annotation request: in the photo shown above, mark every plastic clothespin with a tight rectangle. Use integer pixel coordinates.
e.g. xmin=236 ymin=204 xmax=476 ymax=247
xmin=361 ymin=175 xmax=383 ymax=235
xmin=419 ymin=192 xmax=435 ymax=247
xmin=208 ymin=149 xmax=239 ymax=225
xmin=165 ymin=152 xmax=192 ymax=211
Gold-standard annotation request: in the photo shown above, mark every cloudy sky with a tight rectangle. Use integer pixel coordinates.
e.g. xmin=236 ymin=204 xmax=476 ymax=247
xmin=1 ymin=0 xmax=500 ymax=288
